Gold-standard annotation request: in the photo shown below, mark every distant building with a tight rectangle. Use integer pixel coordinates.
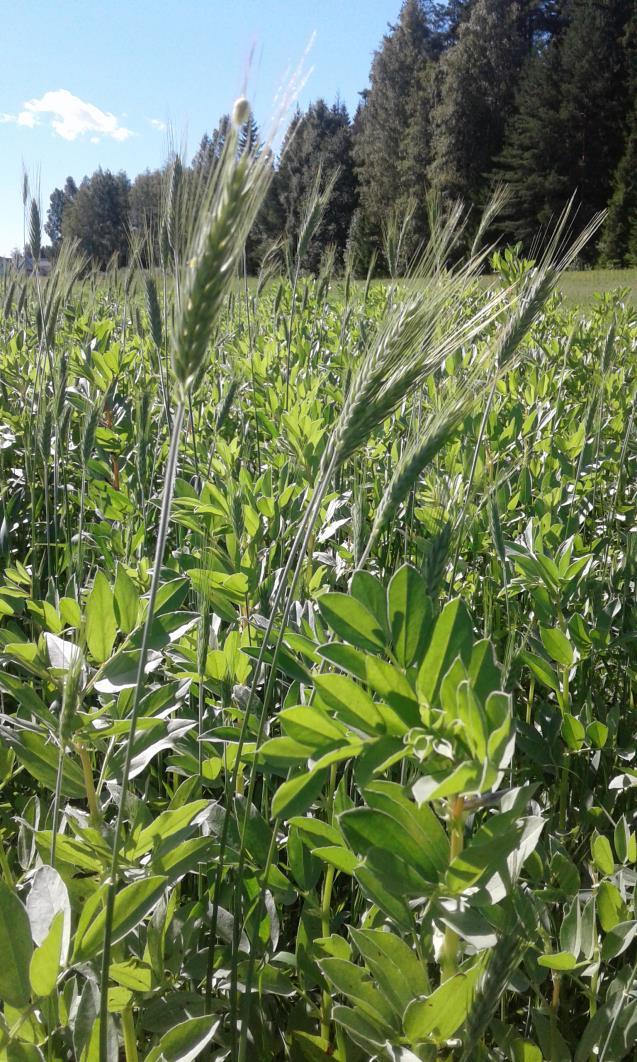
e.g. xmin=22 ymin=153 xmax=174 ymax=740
xmin=11 ymin=253 xmax=51 ymax=276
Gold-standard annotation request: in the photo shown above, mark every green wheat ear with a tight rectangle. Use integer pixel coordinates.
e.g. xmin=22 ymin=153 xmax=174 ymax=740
xmin=171 ymin=98 xmax=275 ymax=400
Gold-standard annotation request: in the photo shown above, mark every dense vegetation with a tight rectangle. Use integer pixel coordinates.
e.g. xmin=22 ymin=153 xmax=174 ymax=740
xmin=0 ymin=104 xmax=636 ymax=1061
xmin=35 ymin=0 xmax=637 ymax=274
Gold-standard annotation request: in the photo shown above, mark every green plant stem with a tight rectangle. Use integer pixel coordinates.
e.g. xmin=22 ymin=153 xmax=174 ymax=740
xmin=526 ymin=675 xmax=535 ymax=725
xmin=50 ymin=746 xmax=65 ymax=869
xmin=98 ymin=401 xmax=184 ymax=1062
xmin=0 ymin=833 xmax=13 ymax=886
xmin=205 ymin=452 xmax=338 ymax=1028
xmin=319 ymin=763 xmax=338 ymax=1043
xmin=76 ymin=743 xmax=101 ymax=827
xmin=440 ymin=795 xmax=465 ymax=981
xmin=232 ymin=454 xmax=340 ymax=1060
xmin=122 ymin=1005 xmax=139 ymax=1062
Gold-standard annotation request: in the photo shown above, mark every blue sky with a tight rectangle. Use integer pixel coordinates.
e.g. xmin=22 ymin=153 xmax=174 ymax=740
xmin=0 ymin=0 xmax=401 ymax=255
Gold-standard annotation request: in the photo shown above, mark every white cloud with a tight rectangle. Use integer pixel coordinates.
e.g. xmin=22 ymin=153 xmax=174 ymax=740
xmin=148 ymin=117 xmax=166 ymax=132
xmin=0 ymin=90 xmax=133 ymax=141
xmin=0 ymin=111 xmax=35 ymax=127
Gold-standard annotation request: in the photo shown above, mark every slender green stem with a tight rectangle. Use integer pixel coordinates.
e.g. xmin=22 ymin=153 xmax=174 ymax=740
xmin=440 ymin=795 xmax=465 ymax=981
xmin=121 ymin=1005 xmax=139 ymax=1062
xmin=99 ymin=401 xmax=184 ymax=1062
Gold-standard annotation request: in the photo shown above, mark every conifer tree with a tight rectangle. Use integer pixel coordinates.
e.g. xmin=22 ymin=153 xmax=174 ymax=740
xmin=428 ymin=0 xmax=531 ymax=205
xmin=353 ymin=0 xmax=445 ymax=253
xmin=599 ymin=102 xmax=637 ymax=266
xmin=62 ymin=169 xmax=130 ymax=266
xmin=494 ymin=0 xmax=633 ymax=258
xmin=599 ymin=9 xmax=637 ymax=265
xmin=45 ymin=177 xmax=77 ymax=253
xmin=275 ymin=99 xmax=357 ymax=269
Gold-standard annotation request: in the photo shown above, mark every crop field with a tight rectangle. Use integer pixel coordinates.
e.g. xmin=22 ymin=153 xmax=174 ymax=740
xmin=0 ymin=136 xmax=636 ymax=1062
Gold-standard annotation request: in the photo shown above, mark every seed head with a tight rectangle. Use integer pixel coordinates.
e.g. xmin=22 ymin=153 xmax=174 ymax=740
xmin=232 ymin=96 xmax=250 ymax=127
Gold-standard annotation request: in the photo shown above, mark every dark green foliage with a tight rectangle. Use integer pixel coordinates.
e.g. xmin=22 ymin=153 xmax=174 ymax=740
xmin=44 ymin=177 xmax=77 ymax=253
xmin=275 ymin=99 xmax=357 ymax=269
xmin=599 ymin=101 xmax=637 ymax=267
xmin=494 ymin=0 xmax=634 ymax=258
xmin=428 ymin=0 xmax=531 ymax=204
xmin=599 ymin=10 xmax=637 ymax=266
xmin=39 ymin=1 xmax=637 ymax=271
xmin=0 ymin=230 xmax=636 ymax=1059
xmin=191 ymin=113 xmax=231 ymax=180
xmin=129 ymin=168 xmax=164 ymax=260
xmin=62 ymin=168 xmax=130 ymax=267
xmin=353 ymin=0 xmax=444 ymax=255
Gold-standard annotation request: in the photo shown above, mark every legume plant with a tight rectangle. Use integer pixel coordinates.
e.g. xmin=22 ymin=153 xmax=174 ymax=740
xmin=0 ymin=111 xmax=636 ymax=1061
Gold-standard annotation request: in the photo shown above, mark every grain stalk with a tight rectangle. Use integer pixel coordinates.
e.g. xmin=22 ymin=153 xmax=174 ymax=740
xmin=98 ymin=98 xmax=276 ymax=1061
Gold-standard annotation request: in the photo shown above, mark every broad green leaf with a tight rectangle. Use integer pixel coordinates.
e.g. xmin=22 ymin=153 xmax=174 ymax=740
xmin=109 ymin=960 xmax=153 ymax=991
xmin=591 ymin=833 xmax=614 ymax=876
xmin=93 ymin=649 xmax=163 ymax=694
xmin=614 ymin=815 xmax=629 ymax=863
xmin=311 ymin=846 xmax=358 ymax=874
xmin=520 ymin=651 xmax=560 ymax=693
xmin=271 ymin=767 xmax=328 ymax=819
xmin=416 ymin=598 xmax=473 ymax=707
xmin=331 ymin=1004 xmax=389 ymax=1052
xmin=151 ymin=836 xmax=218 ymax=882
xmin=350 ymin=570 xmax=388 ymax=636
xmin=601 ymin=920 xmax=637 ymax=961
xmin=319 ymin=957 xmax=395 ymax=1027
xmin=354 ymin=864 xmax=413 ymax=931
xmin=468 ymin=639 xmax=502 ymax=706
xmin=403 ymin=962 xmax=483 ymax=1043
xmin=587 ymin=720 xmax=608 ymax=748
xmin=562 ymin=713 xmax=585 ymax=750
xmin=26 ymin=865 xmax=71 ymax=964
xmin=59 ymin=595 xmax=82 ymax=629
xmin=581 ymin=897 xmax=597 ymax=959
xmin=0 ymin=674 xmax=53 ymax=726
xmin=540 ymin=626 xmax=573 ymax=667
xmin=560 ymin=898 xmax=581 ymax=956
xmin=288 ymin=817 xmax=343 ymax=850
xmin=340 ymin=804 xmax=442 ymax=885
xmin=74 ymin=875 xmax=168 ymax=961
xmin=131 ymin=800 xmax=209 ymax=858
xmin=388 ymin=563 xmax=432 ymax=668
xmin=0 ymin=880 xmax=33 ymax=1007
xmin=597 ymin=880 xmax=628 ymax=932
xmin=2 ymin=730 xmax=85 ymax=798
xmin=363 ymin=780 xmax=448 ymax=875
xmin=113 ymin=565 xmax=140 ymax=634
xmin=445 ymin=814 xmax=523 ymax=893
xmin=234 ymin=795 xmax=274 ymax=867
xmin=349 ymin=927 xmax=429 ymax=1018
xmin=318 ymin=643 xmax=420 ymax=725
xmin=280 ymin=705 xmax=348 ymax=748
xmin=29 ymin=910 xmax=63 ymax=997
xmin=537 ymin=951 xmax=578 ymax=970
xmin=85 ymin=570 xmax=117 ymax=662
xmin=143 ymin=1015 xmax=220 ymax=1062
xmin=511 ymin=1041 xmax=543 ymax=1062
xmin=313 ymin=673 xmax=385 ymax=734
xmin=34 ymin=833 xmax=105 ymax=874
xmin=318 ymin=593 xmax=386 ymax=654
xmin=259 ymin=735 xmax=313 ymax=767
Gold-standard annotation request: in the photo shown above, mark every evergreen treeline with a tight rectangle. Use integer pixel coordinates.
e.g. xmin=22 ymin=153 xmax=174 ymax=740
xmin=44 ymin=0 xmax=637 ymax=271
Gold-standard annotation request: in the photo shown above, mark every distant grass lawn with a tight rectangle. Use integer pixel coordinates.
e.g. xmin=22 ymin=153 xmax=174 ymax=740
xmin=359 ymin=268 xmax=637 ymax=308
xmin=556 ymin=268 xmax=637 ymax=306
